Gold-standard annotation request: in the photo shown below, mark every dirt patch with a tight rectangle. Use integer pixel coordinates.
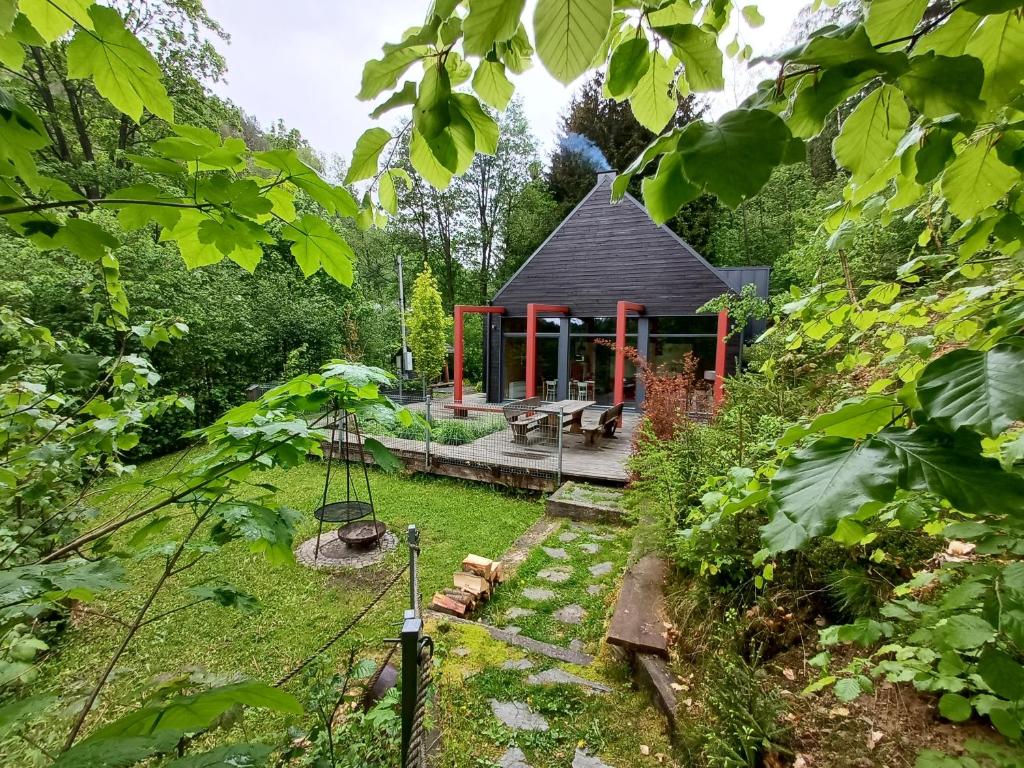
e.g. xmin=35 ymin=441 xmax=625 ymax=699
xmin=768 ymin=644 xmax=1004 ymax=767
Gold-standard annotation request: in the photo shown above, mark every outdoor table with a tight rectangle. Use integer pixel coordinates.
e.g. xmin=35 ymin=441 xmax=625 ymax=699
xmin=539 ymin=399 xmax=596 ymax=434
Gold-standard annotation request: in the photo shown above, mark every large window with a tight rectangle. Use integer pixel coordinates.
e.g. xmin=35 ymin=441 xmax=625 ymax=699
xmin=502 ymin=335 xmax=559 ymax=400
xmin=647 ymin=315 xmax=718 ymax=380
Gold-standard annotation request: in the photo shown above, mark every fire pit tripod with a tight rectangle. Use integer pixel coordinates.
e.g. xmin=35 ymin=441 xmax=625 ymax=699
xmin=313 ymin=404 xmax=385 ymax=560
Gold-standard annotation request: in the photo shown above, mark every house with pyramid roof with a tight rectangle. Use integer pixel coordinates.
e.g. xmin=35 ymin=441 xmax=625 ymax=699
xmin=455 ymin=171 xmax=770 ymax=409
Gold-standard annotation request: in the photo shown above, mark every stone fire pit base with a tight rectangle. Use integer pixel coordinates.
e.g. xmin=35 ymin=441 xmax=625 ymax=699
xmin=295 ymin=530 xmax=398 ymax=570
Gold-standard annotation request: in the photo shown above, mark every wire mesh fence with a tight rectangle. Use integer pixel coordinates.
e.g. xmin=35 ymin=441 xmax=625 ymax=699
xmin=427 ymin=396 xmax=562 ymax=481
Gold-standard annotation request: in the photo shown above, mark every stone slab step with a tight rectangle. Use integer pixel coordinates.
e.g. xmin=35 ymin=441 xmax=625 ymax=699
xmin=606 ymin=554 xmax=670 ymax=657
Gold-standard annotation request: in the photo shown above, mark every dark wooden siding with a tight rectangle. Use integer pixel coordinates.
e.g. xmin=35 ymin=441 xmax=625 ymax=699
xmin=492 ymin=173 xmax=733 ymax=316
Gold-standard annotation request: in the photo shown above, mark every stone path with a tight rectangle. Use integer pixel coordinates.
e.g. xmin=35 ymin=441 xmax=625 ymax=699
xmin=538 ymin=565 xmax=573 ymax=583
xmin=489 ymin=700 xmax=549 ymax=731
xmin=527 ymin=667 xmax=611 ymax=693
xmin=588 ymin=561 xmax=613 ymax=577
xmin=523 ymin=587 xmax=555 ymax=601
xmin=552 ymin=604 xmax=585 ymax=624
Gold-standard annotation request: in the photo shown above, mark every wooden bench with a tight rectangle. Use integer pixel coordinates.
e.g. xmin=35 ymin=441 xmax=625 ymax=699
xmin=580 ymin=403 xmax=623 ymax=447
xmin=503 ymin=397 xmax=547 ymax=444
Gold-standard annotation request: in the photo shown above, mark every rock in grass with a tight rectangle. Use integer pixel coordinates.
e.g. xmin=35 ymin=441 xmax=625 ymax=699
xmin=573 ymin=748 xmax=614 ymax=767
xmin=580 ymin=542 xmax=600 ymax=555
xmin=489 ymin=699 xmax=549 ymax=731
xmin=527 ymin=667 xmax=611 ymax=693
xmin=498 ymin=746 xmax=532 ymax=767
xmin=559 ymin=531 xmax=579 ymax=543
xmin=542 ymin=546 xmax=569 ymax=560
xmin=553 ymin=604 xmax=586 ymax=624
xmin=587 ymin=584 xmax=604 ymax=595
xmin=523 ymin=587 xmax=555 ymax=601
xmin=501 ymin=658 xmax=535 ymax=671
xmin=588 ymin=562 xmax=613 ymax=578
xmin=506 ymin=607 xmax=536 ymax=620
xmin=538 ymin=566 xmax=573 ymax=583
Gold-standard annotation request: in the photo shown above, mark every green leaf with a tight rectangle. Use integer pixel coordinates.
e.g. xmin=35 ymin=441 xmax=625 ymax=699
xmin=915 ymin=129 xmax=955 ymax=184
xmin=765 ymin=437 xmax=898 ymax=553
xmin=612 ymin=129 xmax=681 ymax=200
xmin=409 ymin=127 xmax=453 ymax=189
xmin=534 ymin=0 xmax=613 ymax=84
xmin=188 ymin=582 xmax=259 ymax=614
xmin=741 ymin=5 xmax=764 ymax=28
xmin=473 ymin=60 xmax=515 ymax=110
xmin=629 ymin=51 xmax=675 ymax=132
xmin=864 ymin=0 xmax=928 ymax=45
xmin=281 ymin=215 xmax=355 ymax=284
xmin=163 ymin=744 xmax=273 ymax=768
xmin=607 ymin=37 xmax=649 ymax=99
xmin=657 ymin=24 xmax=725 ymax=92
xmin=779 ymin=396 xmax=903 ymax=447
xmin=938 ymin=692 xmax=973 ymax=722
xmin=0 ymin=694 xmax=55 ymax=735
xmin=359 ymin=45 xmax=427 ymax=101
xmin=977 ymin=646 xmax=1024 ymax=700
xmin=834 ymin=677 xmax=862 ymax=702
xmin=464 ymin=0 xmax=526 ymax=55
xmin=788 ymin=69 xmax=870 ymax=140
xmin=19 ymin=0 xmax=93 ymax=42
xmin=346 ymin=128 xmax=392 ymax=184
xmin=937 ymin=615 xmax=996 ymax=651
xmin=899 ymin=53 xmax=984 ymax=119
xmin=678 ymin=109 xmax=792 ymax=208
xmin=66 ymin=5 xmax=172 ymax=122
xmin=916 ymin=339 xmax=1024 ymax=437
xmin=941 ymin=141 xmax=1018 ymax=220
xmin=369 ymin=80 xmax=418 ymax=119
xmin=771 ymin=24 xmax=908 ymax=77
xmin=413 ymin=64 xmax=452 ymax=141
xmin=53 ymin=734 xmax=181 ymax=768
xmin=964 ymin=11 xmax=1024 ymax=108
xmin=451 ymin=93 xmax=499 ymax=155
xmin=918 ymin=10 xmax=980 ymax=56
xmin=364 ymin=436 xmax=404 ymax=472
xmin=641 ymin=152 xmax=699 ymax=224
xmin=878 ymin=426 xmax=1024 ymax=514
xmin=833 ymin=84 xmax=909 ymax=183
xmin=90 ymin=682 xmax=301 ymax=740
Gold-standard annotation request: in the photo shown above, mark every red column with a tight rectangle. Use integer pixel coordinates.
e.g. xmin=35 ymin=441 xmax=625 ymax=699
xmin=714 ymin=308 xmax=728 ymax=406
xmin=613 ymin=301 xmax=644 ymax=407
xmin=454 ymin=305 xmax=465 ymax=404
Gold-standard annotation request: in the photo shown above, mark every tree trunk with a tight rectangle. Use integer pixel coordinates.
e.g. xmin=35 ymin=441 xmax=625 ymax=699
xmin=29 ymin=47 xmax=71 ymax=162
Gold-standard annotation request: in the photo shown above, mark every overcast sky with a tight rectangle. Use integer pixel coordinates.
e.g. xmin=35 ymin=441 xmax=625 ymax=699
xmin=203 ymin=0 xmax=811 ymax=165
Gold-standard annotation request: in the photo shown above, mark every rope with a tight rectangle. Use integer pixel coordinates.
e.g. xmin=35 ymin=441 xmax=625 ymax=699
xmin=404 ymin=636 xmax=434 ymax=768
xmin=274 ymin=563 xmax=409 ymax=688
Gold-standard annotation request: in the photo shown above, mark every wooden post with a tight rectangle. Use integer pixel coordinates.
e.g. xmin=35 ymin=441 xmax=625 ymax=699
xmin=714 ymin=308 xmax=728 ymax=406
xmin=613 ymin=301 xmax=644 ymax=415
xmin=454 ymin=305 xmax=464 ymax=405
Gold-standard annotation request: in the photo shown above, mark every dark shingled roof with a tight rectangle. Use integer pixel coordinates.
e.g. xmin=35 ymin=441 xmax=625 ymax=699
xmin=492 ymin=172 xmax=745 ymax=316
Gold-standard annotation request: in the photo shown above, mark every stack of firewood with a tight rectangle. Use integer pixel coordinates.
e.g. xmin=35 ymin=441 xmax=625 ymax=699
xmin=429 ymin=554 xmax=503 ymax=618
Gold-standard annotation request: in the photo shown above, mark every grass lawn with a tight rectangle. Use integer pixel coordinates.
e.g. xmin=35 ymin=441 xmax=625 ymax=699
xmin=14 ymin=453 xmax=542 ymax=763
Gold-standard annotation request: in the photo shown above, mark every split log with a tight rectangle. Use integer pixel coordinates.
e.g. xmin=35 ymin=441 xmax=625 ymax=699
xmin=454 ymin=571 xmax=491 ymax=598
xmin=442 ymin=589 xmax=477 ymax=610
xmin=430 ymin=593 xmax=467 ymax=618
xmin=462 ymin=554 xmax=494 ymax=579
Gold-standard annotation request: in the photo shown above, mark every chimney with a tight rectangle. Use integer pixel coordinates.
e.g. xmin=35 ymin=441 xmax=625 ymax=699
xmin=596 ymin=170 xmax=617 ymax=184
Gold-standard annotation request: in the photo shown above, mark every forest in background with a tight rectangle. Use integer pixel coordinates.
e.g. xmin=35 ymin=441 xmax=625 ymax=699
xmin=0 ymin=0 xmax=919 ymax=459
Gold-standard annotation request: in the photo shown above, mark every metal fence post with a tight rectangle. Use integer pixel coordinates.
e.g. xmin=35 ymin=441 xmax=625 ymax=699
xmin=424 ymin=395 xmax=432 ymax=470
xmin=400 ymin=525 xmax=423 ymax=767
xmin=556 ymin=406 xmax=564 ymax=485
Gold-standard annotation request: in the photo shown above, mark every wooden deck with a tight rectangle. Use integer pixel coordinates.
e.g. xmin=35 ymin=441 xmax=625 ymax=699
xmin=328 ymin=403 xmax=640 ymax=491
